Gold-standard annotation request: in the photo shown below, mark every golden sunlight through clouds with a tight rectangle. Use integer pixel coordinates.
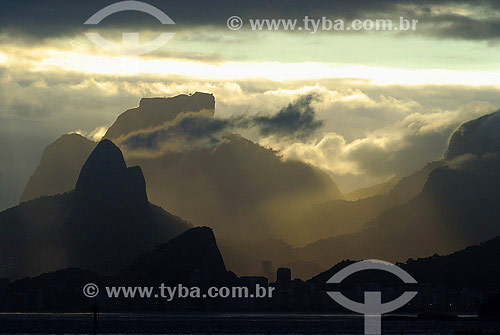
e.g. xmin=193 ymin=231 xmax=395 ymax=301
xmin=32 ymin=49 xmax=500 ymax=87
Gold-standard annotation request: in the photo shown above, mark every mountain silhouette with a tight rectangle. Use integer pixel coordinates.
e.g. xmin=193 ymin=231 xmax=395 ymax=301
xmin=75 ymin=139 xmax=148 ymax=209
xmin=290 ymin=160 xmax=444 ymax=243
xmin=299 ymin=110 xmax=500 ymax=268
xmin=309 ymin=233 xmax=500 ymax=291
xmin=400 ymin=235 xmax=500 ymax=290
xmin=2 ymin=227 xmax=237 ymax=311
xmin=117 ymin=226 xmax=235 ymax=286
xmin=104 ymin=92 xmax=216 ymax=140
xmin=18 ymin=93 xmax=342 ymax=243
xmin=20 ymin=134 xmax=97 ymax=203
xmin=128 ymin=133 xmax=341 ymax=242
xmin=0 ymin=140 xmax=190 ymax=279
xmin=17 ymin=94 xmax=500 ymax=280
xmin=343 ymin=175 xmax=401 ymax=201
xmin=290 ymin=111 xmax=500 ymax=243
xmin=20 ymin=93 xmax=215 ymax=204
xmin=445 ymin=110 xmax=500 ymax=159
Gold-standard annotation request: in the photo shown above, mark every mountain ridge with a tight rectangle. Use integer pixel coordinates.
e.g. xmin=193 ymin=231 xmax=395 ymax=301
xmin=18 ymin=93 xmax=342 ymax=243
xmin=0 ymin=139 xmax=191 ymax=279
xmin=298 ymin=109 xmax=500 ymax=268
xmin=104 ymin=92 xmax=215 ymax=140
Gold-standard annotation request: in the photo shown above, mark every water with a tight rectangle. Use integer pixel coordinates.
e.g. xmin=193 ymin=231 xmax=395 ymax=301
xmin=0 ymin=312 xmax=499 ymax=334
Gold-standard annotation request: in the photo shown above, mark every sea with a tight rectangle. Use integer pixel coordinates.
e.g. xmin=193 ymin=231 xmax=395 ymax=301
xmin=0 ymin=312 xmax=499 ymax=334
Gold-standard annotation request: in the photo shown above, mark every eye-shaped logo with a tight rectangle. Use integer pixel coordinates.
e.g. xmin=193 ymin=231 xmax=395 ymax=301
xmin=84 ymin=1 xmax=175 ymax=55
xmin=327 ymin=260 xmax=418 ymax=335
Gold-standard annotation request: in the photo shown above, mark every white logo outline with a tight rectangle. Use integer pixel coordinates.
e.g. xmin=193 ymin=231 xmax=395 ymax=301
xmin=327 ymin=259 xmax=418 ymax=335
xmin=84 ymin=1 xmax=175 ymax=55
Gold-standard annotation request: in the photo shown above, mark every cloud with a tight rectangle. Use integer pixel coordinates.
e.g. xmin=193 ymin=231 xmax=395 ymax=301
xmin=120 ymin=110 xmax=231 ymax=155
xmin=252 ymin=93 xmax=324 ymax=141
xmin=421 ymin=13 xmax=500 ymax=42
xmin=118 ymin=94 xmax=325 ymax=156
xmin=2 ymin=0 xmax=500 ymax=41
xmin=1 ymin=44 xmax=500 ymax=206
xmin=280 ymin=102 xmax=495 ymax=184
xmin=73 ymin=125 xmax=109 ymax=142
xmin=112 ymin=82 xmax=499 ymax=191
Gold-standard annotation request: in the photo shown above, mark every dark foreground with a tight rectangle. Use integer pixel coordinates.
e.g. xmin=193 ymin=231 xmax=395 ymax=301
xmin=0 ymin=313 xmax=499 ymax=334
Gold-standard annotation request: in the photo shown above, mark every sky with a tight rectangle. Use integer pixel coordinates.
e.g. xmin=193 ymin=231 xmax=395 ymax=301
xmin=1 ymin=0 xmax=500 ymax=210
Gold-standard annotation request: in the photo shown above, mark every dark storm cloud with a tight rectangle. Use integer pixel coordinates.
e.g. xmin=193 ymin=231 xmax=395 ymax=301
xmin=253 ymin=94 xmax=324 ymax=141
xmin=120 ymin=94 xmax=324 ymax=153
xmin=424 ymin=14 xmax=500 ymax=41
xmin=121 ymin=112 xmax=232 ymax=151
xmin=1 ymin=0 xmax=499 ymax=41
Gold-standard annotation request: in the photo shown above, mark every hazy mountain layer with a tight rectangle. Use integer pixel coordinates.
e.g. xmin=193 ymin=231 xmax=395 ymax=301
xmin=343 ymin=175 xmax=400 ymax=201
xmin=20 ymin=134 xmax=97 ymax=203
xmin=445 ymin=110 xmax=500 ymax=160
xmin=4 ymin=226 xmax=236 ymax=311
xmin=19 ymin=94 xmax=342 ymax=242
xmin=299 ymin=110 xmax=500 ymax=268
xmin=129 ymin=134 xmax=341 ymax=241
xmin=309 ymin=233 xmax=500 ymax=291
xmin=0 ymin=140 xmax=190 ymax=279
xmin=290 ymin=160 xmax=444 ymax=243
xmin=118 ymin=226 xmax=235 ymax=286
xmin=104 ymin=92 xmax=215 ymax=140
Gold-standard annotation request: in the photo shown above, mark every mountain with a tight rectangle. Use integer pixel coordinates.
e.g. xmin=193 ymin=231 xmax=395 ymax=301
xmin=0 ymin=140 xmax=190 ymax=279
xmin=299 ymin=110 xmax=500 ymax=268
xmin=20 ymin=93 xmax=216 ymax=204
xmin=343 ymin=175 xmax=400 ymax=201
xmin=20 ymin=93 xmax=215 ymax=204
xmin=3 ymin=227 xmax=498 ymax=313
xmin=445 ymin=110 xmax=500 ymax=160
xmin=400 ymin=235 xmax=500 ymax=290
xmin=118 ymin=226 xmax=235 ymax=285
xmin=305 ymin=235 xmax=500 ymax=313
xmin=18 ymin=93 xmax=342 ymax=243
xmin=292 ymin=160 xmax=444 ymax=243
xmin=1 ymin=227 xmax=237 ymax=311
xmin=104 ymin=92 xmax=216 ymax=140
xmin=308 ymin=234 xmax=500 ymax=291
xmin=75 ymin=139 xmax=148 ymax=208
xmin=129 ymin=133 xmax=341 ymax=242
xmin=20 ymin=134 xmax=97 ymax=203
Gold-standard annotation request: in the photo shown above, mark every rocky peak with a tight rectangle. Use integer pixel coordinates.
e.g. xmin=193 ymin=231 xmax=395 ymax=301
xmin=104 ymin=92 xmax=215 ymax=140
xmin=138 ymin=92 xmax=215 ymax=113
xmin=120 ymin=227 xmax=230 ymax=285
xmin=445 ymin=110 xmax=500 ymax=160
xmin=20 ymin=134 xmax=97 ymax=203
xmin=76 ymin=139 xmax=126 ymax=187
xmin=75 ymin=139 xmax=148 ymax=206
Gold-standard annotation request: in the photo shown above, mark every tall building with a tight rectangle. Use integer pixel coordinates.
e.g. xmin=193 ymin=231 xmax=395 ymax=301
xmin=277 ymin=267 xmax=292 ymax=285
